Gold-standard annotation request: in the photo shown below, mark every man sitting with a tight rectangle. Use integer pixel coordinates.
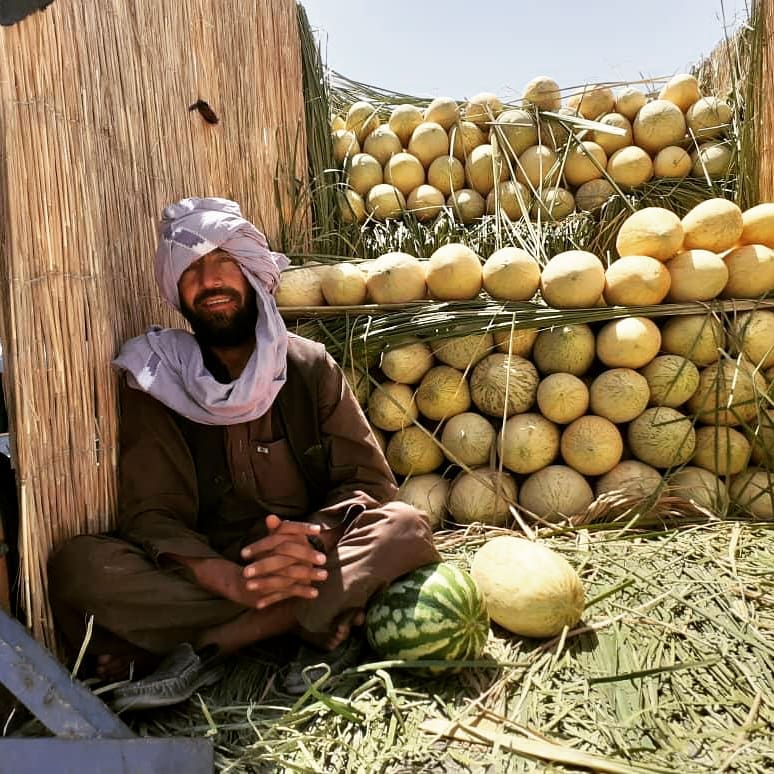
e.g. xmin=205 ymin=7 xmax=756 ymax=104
xmin=48 ymin=197 xmax=440 ymax=709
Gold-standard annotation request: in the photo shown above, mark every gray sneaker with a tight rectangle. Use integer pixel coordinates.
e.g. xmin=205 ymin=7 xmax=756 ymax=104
xmin=283 ymin=635 xmax=364 ymax=696
xmin=111 ymin=643 xmax=224 ymax=712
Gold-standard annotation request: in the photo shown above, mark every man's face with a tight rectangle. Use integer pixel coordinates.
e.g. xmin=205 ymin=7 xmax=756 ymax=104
xmin=178 ymin=249 xmax=258 ymax=347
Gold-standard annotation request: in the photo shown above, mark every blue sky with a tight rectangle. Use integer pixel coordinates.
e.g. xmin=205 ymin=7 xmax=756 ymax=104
xmin=300 ymin=0 xmax=750 ymax=101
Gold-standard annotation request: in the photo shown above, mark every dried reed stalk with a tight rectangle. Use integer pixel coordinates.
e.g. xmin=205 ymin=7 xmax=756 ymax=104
xmin=0 ymin=0 xmax=309 ymax=647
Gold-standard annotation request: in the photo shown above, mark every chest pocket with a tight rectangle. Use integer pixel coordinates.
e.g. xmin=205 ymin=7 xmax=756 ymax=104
xmin=250 ymin=438 xmax=310 ymax=515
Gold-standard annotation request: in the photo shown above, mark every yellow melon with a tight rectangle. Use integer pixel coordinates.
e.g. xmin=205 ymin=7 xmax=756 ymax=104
xmin=519 ymin=465 xmax=594 ymax=522
xmin=596 ymin=316 xmax=661 ymax=369
xmin=686 ymin=96 xmax=732 ymax=140
xmin=721 ymin=244 xmax=774 ymax=298
xmin=482 ymin=247 xmax=540 ymax=301
xmin=567 ymin=86 xmax=615 ymax=119
xmin=385 ymin=426 xmax=444 ymax=477
xmin=465 ymin=143 xmax=506 ymax=195
xmin=589 ymin=368 xmax=651 ymax=423
xmin=416 ymin=365 xmax=471 ymax=421
xmin=658 ymin=73 xmax=702 ymax=112
xmin=470 ymin=353 xmax=539 ymax=417
xmin=367 ymin=381 xmax=418 ymax=431
xmin=321 ymin=263 xmax=367 ymax=306
xmin=332 ymin=129 xmax=360 ymax=164
xmin=363 ymin=126 xmax=402 ymax=166
xmin=427 ymin=155 xmax=466 ymax=196
xmin=591 ymin=112 xmax=633 ymax=156
xmin=522 ymin=76 xmax=562 ymax=111
xmin=729 ymin=468 xmax=774 ymax=519
xmin=575 ymin=179 xmax=616 ymax=212
xmin=494 ymin=328 xmax=539 ymax=358
xmin=486 ymin=181 xmax=532 ymax=220
xmin=561 ymin=415 xmax=624 ymax=476
xmin=692 ymin=425 xmax=751 ymax=476
xmin=596 ymin=460 xmax=663 ymax=499
xmin=498 ymin=413 xmax=561 ymax=474
xmin=431 ymin=333 xmax=493 ymax=371
xmin=407 ymin=185 xmax=445 ymax=222
xmin=533 ymin=324 xmax=596 ymax=376
xmin=425 ymin=243 xmax=483 ymax=300
xmin=661 ymin=314 xmax=726 ymax=366
xmin=628 ymin=407 xmax=696 ymax=468
xmin=440 ymin=412 xmax=496 ymax=467
xmin=494 ymin=108 xmax=538 ymax=159
xmin=733 ymin=310 xmax=774 ymax=370
xmin=346 ymin=100 xmax=381 ymax=143
xmin=517 ymin=145 xmax=560 ymax=188
xmin=615 ymin=87 xmax=647 ymax=120
xmin=616 ymin=207 xmax=684 ymax=261
xmin=338 ymin=188 xmax=366 ymax=225
xmin=641 ymin=354 xmax=700 ymax=408
xmin=632 ymin=99 xmax=686 ymax=153
xmin=465 ymin=92 xmax=503 ymax=126
xmin=384 ymin=152 xmax=425 ymax=196
xmin=687 ymin=358 xmax=766 ymax=426
xmin=666 ymin=249 xmax=729 ymax=302
xmin=366 ymin=251 xmax=426 ymax=303
xmin=604 ymin=255 xmax=671 ymax=306
xmin=450 ymin=120 xmax=487 ymax=159
xmin=653 ymin=146 xmax=692 ymax=178
xmin=563 ymin=141 xmax=607 ymax=187
xmin=691 ymin=141 xmax=733 ymax=179
xmin=366 ymin=184 xmax=406 ymax=221
xmin=531 ymin=187 xmax=576 ymax=221
xmin=740 ymin=203 xmax=774 ymax=247
xmin=447 ymin=467 xmax=518 ymax=526
xmin=682 ymin=198 xmax=744 ymax=252
xmin=669 ymin=466 xmax=727 ymax=512
xmin=388 ymin=104 xmax=424 ymax=146
xmin=606 ymin=146 xmax=654 ymax=189
xmin=540 ymin=250 xmax=606 ymax=308
xmin=408 ymin=122 xmax=449 ymax=167
xmin=380 ymin=338 xmax=434 ymax=384
xmin=424 ymin=97 xmax=460 ymax=130
xmin=348 ymin=152 xmax=383 ymax=196
xmin=447 ymin=189 xmax=486 ymax=223
xmin=536 ymin=373 xmax=589 ymax=424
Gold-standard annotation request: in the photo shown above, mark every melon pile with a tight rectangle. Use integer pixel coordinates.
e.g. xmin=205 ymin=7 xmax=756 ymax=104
xmin=330 ymin=73 xmax=735 ymax=227
xmin=275 ymin=199 xmax=774 ymax=307
xmin=333 ymin=204 xmax=774 ymax=524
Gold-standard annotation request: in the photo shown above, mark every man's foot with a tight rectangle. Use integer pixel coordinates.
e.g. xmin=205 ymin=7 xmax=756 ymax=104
xmin=283 ymin=610 xmax=366 ymax=695
xmin=96 ymin=653 xmax=157 ymax=682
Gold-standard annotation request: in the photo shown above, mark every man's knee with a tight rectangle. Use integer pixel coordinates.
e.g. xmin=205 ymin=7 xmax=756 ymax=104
xmin=363 ymin=501 xmax=440 ymax=562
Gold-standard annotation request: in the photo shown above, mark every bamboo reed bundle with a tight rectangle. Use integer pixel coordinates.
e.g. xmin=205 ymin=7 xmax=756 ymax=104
xmin=758 ymin=0 xmax=774 ymax=200
xmin=0 ymin=0 xmax=309 ymax=648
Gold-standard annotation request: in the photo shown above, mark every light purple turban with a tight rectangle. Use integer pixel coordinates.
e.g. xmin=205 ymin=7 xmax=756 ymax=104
xmin=113 ymin=197 xmax=290 ymax=425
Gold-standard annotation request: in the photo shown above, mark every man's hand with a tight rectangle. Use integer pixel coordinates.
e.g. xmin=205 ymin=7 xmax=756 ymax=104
xmin=239 ymin=514 xmax=328 ymax=609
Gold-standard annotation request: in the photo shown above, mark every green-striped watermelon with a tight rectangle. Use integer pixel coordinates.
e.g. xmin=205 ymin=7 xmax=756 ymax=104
xmin=365 ymin=562 xmax=490 ymax=673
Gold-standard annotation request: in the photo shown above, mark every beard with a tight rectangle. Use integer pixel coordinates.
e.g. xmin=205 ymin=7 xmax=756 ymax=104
xmin=180 ymin=285 xmax=258 ymax=348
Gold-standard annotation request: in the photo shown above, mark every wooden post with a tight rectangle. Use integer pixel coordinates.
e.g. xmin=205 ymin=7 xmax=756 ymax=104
xmin=760 ymin=0 xmax=773 ymax=201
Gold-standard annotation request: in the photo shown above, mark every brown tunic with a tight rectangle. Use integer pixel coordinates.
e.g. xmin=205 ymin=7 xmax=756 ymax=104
xmin=48 ymin=334 xmax=440 ymax=656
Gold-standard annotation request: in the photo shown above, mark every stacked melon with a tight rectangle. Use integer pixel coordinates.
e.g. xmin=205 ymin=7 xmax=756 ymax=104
xmin=330 ymin=73 xmax=735 ymax=227
xmin=352 ymin=207 xmax=774 ymax=524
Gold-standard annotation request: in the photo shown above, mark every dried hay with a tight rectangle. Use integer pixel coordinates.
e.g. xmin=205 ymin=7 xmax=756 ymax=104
xmin=0 ymin=0 xmax=309 ymax=646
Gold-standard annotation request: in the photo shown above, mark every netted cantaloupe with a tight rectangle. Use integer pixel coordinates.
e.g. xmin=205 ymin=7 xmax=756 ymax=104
xmin=536 ymin=373 xmax=589 ymax=424
xmin=367 ymin=382 xmax=418 ymax=432
xmin=486 ymin=180 xmax=532 ymax=220
xmin=632 ymin=99 xmax=686 ymax=154
xmin=596 ymin=316 xmax=661 ymax=369
xmin=388 ymin=104 xmax=424 ymax=146
xmin=686 ymin=96 xmax=732 ymax=140
xmin=661 ymin=314 xmax=725 ymax=366
xmin=415 ymin=365 xmax=471 ymax=421
xmin=740 ymin=203 xmax=774 ymax=247
xmin=346 ymin=100 xmax=381 ymax=143
xmin=721 ymin=244 xmax=774 ymax=298
xmin=561 ymin=415 xmax=623 ymax=476
xmin=470 ymin=536 xmax=585 ymax=638
xmin=332 ymin=129 xmax=360 ymax=164
xmin=338 ymin=188 xmax=366 ymax=225
xmin=465 ymin=92 xmax=503 ymax=126
xmin=729 ymin=468 xmax=774 ymax=518
xmin=380 ymin=338 xmax=434 ymax=384
xmin=640 ymin=354 xmax=700 ymax=408
xmin=408 ymin=122 xmax=449 ymax=167
xmin=530 ymin=187 xmax=576 ymax=221
xmin=595 ymin=460 xmax=663 ymax=498
xmin=494 ymin=327 xmax=539 ymax=358
xmin=658 ymin=73 xmax=701 ymax=112
xmin=521 ymin=76 xmax=562 ymax=111
xmin=465 ymin=144 xmax=506 ymax=196
xmin=563 ymin=141 xmax=607 ymax=187
xmin=615 ymin=87 xmax=647 ymax=120
xmin=386 ymin=426 xmax=444 ymax=477
xmin=494 ymin=108 xmax=538 ymax=159
xmin=603 ymin=255 xmax=671 ymax=306
xmin=366 ymin=184 xmax=406 ymax=221
xmin=518 ymin=465 xmax=594 ymax=522
xmin=275 ymin=264 xmax=326 ymax=307
xmin=540 ymin=250 xmax=605 ymax=309
xmin=366 ymin=251 xmax=426 ymax=303
xmin=426 ymin=243 xmax=483 ymax=300
xmin=482 ymin=247 xmax=540 ymax=301
xmin=384 ymin=152 xmax=425 ymax=196
xmin=575 ymin=179 xmax=615 ymax=212
xmin=616 ymin=207 xmax=684 ymax=261
xmin=532 ymin=324 xmax=596 ymax=375
xmin=691 ymin=141 xmax=733 ymax=179
xmin=590 ymin=113 xmax=633 ymax=156
xmin=628 ymin=407 xmax=696 ymax=468
xmin=589 ymin=368 xmax=650 ymax=423
xmin=470 ymin=353 xmax=539 ymax=417
xmin=666 ymin=249 xmax=729 ymax=302
xmin=431 ymin=333 xmax=493 ymax=371
xmin=692 ymin=425 xmax=751 ymax=476
xmin=540 ymin=107 xmax=579 ymax=151
xmin=440 ymin=412 xmax=496 ymax=467
xmin=450 ymin=120 xmax=486 ymax=159
xmin=331 ymin=115 xmax=346 ymax=132
xmin=653 ymin=146 xmax=692 ymax=178
xmin=567 ymin=86 xmax=615 ymax=119
xmin=321 ymin=262 xmax=367 ymax=306
xmin=687 ymin=358 xmax=766 ymax=426
xmin=407 ymin=185 xmax=445 ymax=222
xmin=447 ymin=467 xmax=518 ymax=526
xmin=733 ymin=311 xmax=774 ymax=370
xmin=397 ymin=474 xmax=450 ymax=530
xmin=363 ymin=126 xmax=402 ymax=166
xmin=517 ymin=145 xmax=560 ymax=188
xmin=447 ymin=189 xmax=486 ymax=223
xmin=424 ymin=96 xmax=460 ymax=130
xmin=606 ymin=146 xmax=654 ymax=190
xmin=497 ymin=413 xmax=561 ymax=475
xmin=669 ymin=466 xmax=727 ymax=512
xmin=681 ymin=198 xmax=744 ymax=252
xmin=427 ymin=155 xmax=466 ymax=196
xmin=348 ymin=152 xmax=383 ymax=196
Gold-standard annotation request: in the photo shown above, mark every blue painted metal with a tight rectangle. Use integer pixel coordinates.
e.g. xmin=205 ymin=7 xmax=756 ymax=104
xmin=0 ymin=738 xmax=213 ymax=773
xmin=0 ymin=611 xmax=214 ymax=772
